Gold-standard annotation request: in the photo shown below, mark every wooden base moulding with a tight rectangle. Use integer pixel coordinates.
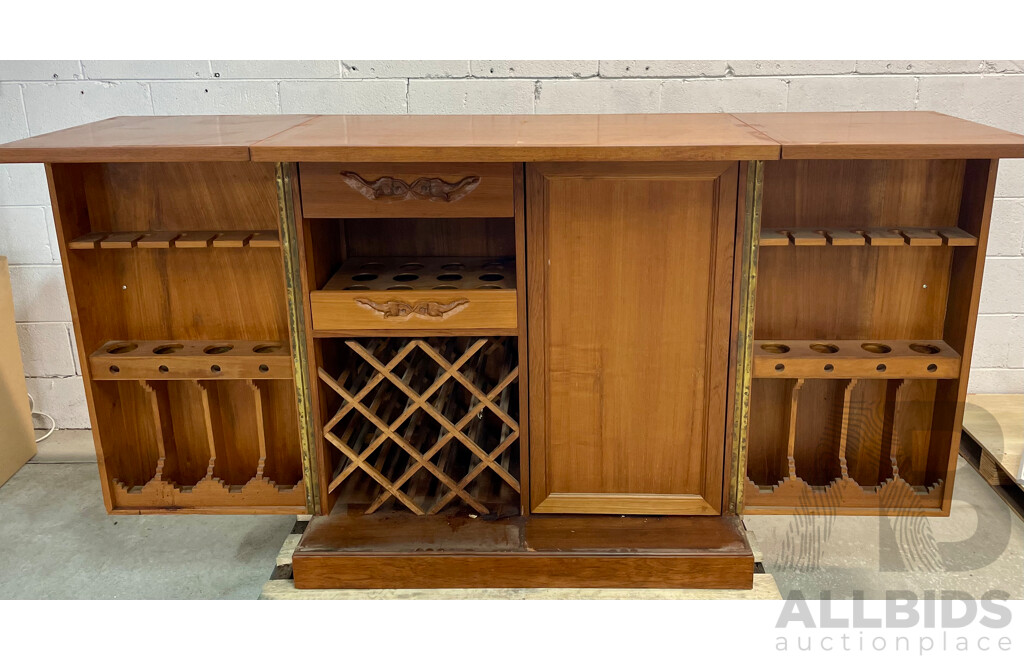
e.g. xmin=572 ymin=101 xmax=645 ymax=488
xmin=291 ymin=512 xmax=754 ymax=589
xmin=743 ymin=476 xmax=944 ymax=515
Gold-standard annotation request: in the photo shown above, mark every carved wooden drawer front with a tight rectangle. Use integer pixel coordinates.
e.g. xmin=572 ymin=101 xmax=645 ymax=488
xmin=310 ymin=257 xmax=518 ymax=334
xmin=299 ymin=163 xmax=515 ymax=218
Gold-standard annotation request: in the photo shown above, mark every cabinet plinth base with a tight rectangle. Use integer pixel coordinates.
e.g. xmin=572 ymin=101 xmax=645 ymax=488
xmin=292 ymin=511 xmax=754 ymax=589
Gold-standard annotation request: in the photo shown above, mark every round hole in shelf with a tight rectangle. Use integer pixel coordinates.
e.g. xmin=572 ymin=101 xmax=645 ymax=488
xmin=761 ymin=343 xmax=790 ymax=354
xmin=876 ymin=364 xmax=887 ymax=372
xmin=158 ymin=365 xmax=169 ymax=374
xmin=259 ymin=364 xmax=270 ymax=373
xmin=210 ymin=364 xmax=222 ymax=374
xmin=433 ymin=285 xmax=458 ymax=290
xmin=399 ymin=262 xmax=424 ymax=271
xmin=824 ymin=364 xmax=834 ymax=372
xmin=359 ymin=262 xmax=384 ymax=270
xmin=477 ymin=284 xmax=502 ymax=290
xmin=910 ymin=343 xmax=941 ymax=355
xmin=387 ymin=285 xmax=413 ymax=290
xmin=927 ymin=363 xmax=938 ymax=373
xmin=481 ymin=261 xmax=505 ymax=270
xmin=253 ymin=344 xmax=282 ymax=354
xmin=109 ymin=365 xmax=120 ymax=374
xmin=861 ymin=343 xmax=893 ymax=354
xmin=393 ymin=273 xmax=420 ymax=282
xmin=441 ymin=262 xmax=466 ymax=270
xmin=204 ymin=344 xmax=233 ymax=355
xmin=810 ymin=343 xmax=839 ymax=354
xmin=152 ymin=343 xmax=183 ymax=355
xmin=106 ymin=342 xmax=138 ymax=355
xmin=479 ymin=273 xmax=504 ymax=282
xmin=343 ymin=285 xmax=370 ymax=291
xmin=774 ymin=363 xmax=785 ymax=372
xmin=437 ymin=273 xmax=463 ymax=281
xmin=352 ymin=273 xmax=378 ymax=282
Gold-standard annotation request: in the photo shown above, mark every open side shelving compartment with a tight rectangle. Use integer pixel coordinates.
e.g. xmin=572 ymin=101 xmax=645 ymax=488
xmin=745 ymin=158 xmax=994 ymax=515
xmin=49 ymin=160 xmax=307 ymax=513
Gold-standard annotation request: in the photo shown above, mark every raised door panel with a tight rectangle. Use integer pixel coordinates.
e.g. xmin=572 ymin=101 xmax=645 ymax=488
xmin=527 ymin=162 xmax=737 ymax=515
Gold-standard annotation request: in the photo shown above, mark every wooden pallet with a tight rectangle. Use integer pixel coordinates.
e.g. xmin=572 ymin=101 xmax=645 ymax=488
xmin=960 ymin=394 xmax=1023 ymax=520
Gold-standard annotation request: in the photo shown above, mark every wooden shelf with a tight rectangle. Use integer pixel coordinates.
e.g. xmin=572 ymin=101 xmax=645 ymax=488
xmin=311 ymin=257 xmax=517 ymax=335
xmin=754 ymin=339 xmax=960 ymax=379
xmin=68 ymin=230 xmax=280 ymax=250
xmin=759 ymin=226 xmax=977 ymax=247
xmin=89 ymin=339 xmax=292 ymax=380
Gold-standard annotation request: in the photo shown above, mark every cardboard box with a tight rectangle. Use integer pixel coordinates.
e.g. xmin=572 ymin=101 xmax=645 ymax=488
xmin=0 ymin=256 xmax=36 ymax=486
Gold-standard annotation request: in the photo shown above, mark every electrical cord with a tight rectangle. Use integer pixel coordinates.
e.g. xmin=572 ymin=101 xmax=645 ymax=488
xmin=27 ymin=392 xmax=56 ymax=443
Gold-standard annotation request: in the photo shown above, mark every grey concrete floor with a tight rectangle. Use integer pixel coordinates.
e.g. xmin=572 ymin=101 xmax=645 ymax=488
xmin=745 ymin=460 xmax=1024 ymax=600
xmin=1 ymin=430 xmax=1022 ymax=599
xmin=0 ymin=430 xmax=294 ymax=599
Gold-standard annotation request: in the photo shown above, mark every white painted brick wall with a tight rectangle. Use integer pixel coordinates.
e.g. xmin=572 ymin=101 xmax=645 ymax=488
xmin=1 ymin=60 xmax=1021 ymax=428
xmin=535 ymin=79 xmax=662 ymax=113
xmin=280 ymin=80 xmax=407 ymax=114
xmin=409 ymin=80 xmax=535 ymax=114
xmin=150 ymin=80 xmax=281 ymax=115
xmin=661 ymin=78 xmax=788 ymax=113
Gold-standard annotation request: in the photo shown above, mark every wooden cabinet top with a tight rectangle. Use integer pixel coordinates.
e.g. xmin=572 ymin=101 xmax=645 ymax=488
xmin=735 ymin=111 xmax=1024 ymax=159
xmin=0 ymin=115 xmax=313 ymax=162
xmin=247 ymin=113 xmax=779 ymax=162
xmin=1 ymin=112 xmax=1021 ymax=163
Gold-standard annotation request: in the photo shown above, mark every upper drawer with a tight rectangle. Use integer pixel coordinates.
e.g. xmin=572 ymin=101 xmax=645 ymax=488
xmin=299 ymin=163 xmax=515 ymax=218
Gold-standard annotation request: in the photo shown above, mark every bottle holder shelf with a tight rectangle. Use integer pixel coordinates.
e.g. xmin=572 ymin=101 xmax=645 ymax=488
xmin=759 ymin=226 xmax=977 ymax=247
xmin=318 ymin=336 xmax=520 ymax=516
xmin=101 ymin=378 xmax=305 ymax=512
xmin=754 ymin=339 xmax=960 ymax=379
xmin=322 ymin=256 xmax=516 ymax=292
xmin=745 ymin=377 xmax=945 ymax=514
xmin=311 ymin=257 xmax=518 ymax=335
xmin=68 ymin=230 xmax=280 ymax=249
xmin=89 ymin=340 xmax=292 ymax=380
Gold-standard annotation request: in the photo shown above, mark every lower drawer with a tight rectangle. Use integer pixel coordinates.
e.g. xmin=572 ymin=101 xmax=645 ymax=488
xmin=310 ymin=256 xmax=518 ymax=334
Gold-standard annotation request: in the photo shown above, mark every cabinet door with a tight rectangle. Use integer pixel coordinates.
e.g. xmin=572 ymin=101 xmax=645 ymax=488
xmin=526 ymin=162 xmax=737 ymax=515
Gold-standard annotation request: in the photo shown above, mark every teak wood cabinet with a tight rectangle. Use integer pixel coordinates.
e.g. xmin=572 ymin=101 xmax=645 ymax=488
xmin=2 ymin=112 xmax=1020 ymax=589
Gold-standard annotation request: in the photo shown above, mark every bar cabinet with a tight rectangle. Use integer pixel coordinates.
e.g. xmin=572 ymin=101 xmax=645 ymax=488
xmin=1 ymin=111 xmax=1020 ymax=589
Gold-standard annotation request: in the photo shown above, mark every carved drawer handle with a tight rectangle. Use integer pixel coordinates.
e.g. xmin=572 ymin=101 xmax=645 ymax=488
xmin=339 ymin=171 xmax=481 ymax=203
xmin=356 ymin=298 xmax=469 ymax=320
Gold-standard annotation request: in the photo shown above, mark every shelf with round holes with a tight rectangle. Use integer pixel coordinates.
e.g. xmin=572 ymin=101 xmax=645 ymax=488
xmin=310 ymin=256 xmax=518 ymax=336
xmin=88 ymin=340 xmax=293 ymax=380
xmin=753 ymin=339 xmax=961 ymax=379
